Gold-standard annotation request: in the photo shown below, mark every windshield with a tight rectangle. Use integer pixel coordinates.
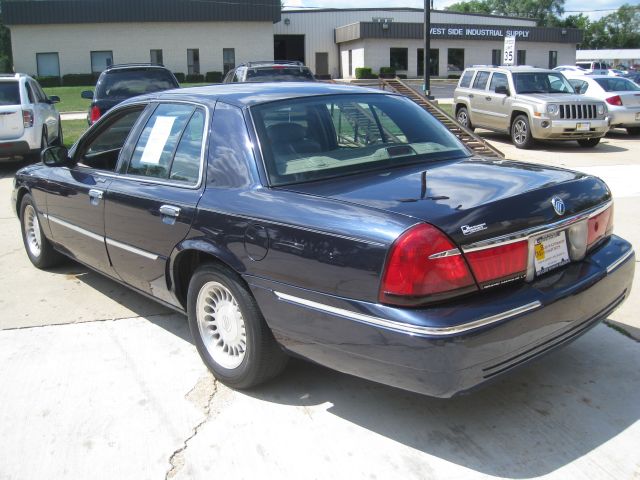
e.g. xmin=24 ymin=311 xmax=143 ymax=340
xmin=96 ymin=69 xmax=179 ymax=100
xmin=513 ymin=72 xmax=574 ymax=94
xmin=252 ymin=94 xmax=469 ymax=186
xmin=0 ymin=82 xmax=21 ymax=105
xmin=595 ymin=77 xmax=640 ymax=92
xmin=246 ymin=67 xmax=315 ymax=82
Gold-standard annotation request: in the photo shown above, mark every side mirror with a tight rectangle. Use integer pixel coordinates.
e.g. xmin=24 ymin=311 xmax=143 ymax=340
xmin=41 ymin=146 xmax=72 ymax=167
xmin=81 ymin=90 xmax=94 ymax=100
xmin=48 ymin=95 xmax=60 ymax=104
xmin=495 ymin=85 xmax=510 ymax=95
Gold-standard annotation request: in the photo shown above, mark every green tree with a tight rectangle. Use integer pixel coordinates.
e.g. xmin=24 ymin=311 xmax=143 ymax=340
xmin=0 ymin=16 xmax=12 ymax=73
xmin=446 ymin=0 xmax=565 ymax=26
xmin=602 ymin=4 xmax=640 ymax=48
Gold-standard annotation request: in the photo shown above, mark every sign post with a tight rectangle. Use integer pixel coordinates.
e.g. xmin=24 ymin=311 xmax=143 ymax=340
xmin=503 ymin=35 xmax=516 ymax=66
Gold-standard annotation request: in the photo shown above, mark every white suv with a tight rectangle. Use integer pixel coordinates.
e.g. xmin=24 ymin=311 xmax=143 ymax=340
xmin=0 ymin=73 xmax=62 ymax=162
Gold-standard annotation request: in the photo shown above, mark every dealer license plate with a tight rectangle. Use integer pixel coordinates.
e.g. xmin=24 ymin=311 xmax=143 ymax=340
xmin=576 ymin=122 xmax=590 ymax=131
xmin=534 ymin=230 xmax=570 ymax=276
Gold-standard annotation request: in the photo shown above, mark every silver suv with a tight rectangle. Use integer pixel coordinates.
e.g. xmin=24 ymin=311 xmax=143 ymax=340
xmin=0 ymin=73 xmax=62 ymax=161
xmin=454 ymin=66 xmax=609 ymax=149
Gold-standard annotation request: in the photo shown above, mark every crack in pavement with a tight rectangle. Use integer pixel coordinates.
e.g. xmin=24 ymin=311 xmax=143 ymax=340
xmin=1 ymin=311 xmax=177 ymax=332
xmin=166 ymin=374 xmax=218 ymax=479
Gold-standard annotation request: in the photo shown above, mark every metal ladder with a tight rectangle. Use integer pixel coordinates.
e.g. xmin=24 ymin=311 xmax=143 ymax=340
xmin=379 ymin=78 xmax=505 ymax=159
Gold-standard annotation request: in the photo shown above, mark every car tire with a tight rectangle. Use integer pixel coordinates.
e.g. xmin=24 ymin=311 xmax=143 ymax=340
xmin=187 ymin=263 xmax=288 ymax=389
xmin=577 ymin=138 xmax=601 ymax=148
xmin=456 ymin=106 xmax=474 ymax=131
xmin=20 ymin=194 xmax=65 ymax=269
xmin=511 ymin=115 xmax=535 ymax=149
xmin=626 ymin=127 xmax=640 ymax=136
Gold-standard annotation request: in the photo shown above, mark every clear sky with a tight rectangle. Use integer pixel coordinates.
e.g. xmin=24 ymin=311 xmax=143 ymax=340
xmin=283 ymin=0 xmax=631 ymax=20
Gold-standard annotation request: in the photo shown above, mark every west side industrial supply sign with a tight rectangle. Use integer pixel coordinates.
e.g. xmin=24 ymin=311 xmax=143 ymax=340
xmin=429 ymin=25 xmax=531 ymax=40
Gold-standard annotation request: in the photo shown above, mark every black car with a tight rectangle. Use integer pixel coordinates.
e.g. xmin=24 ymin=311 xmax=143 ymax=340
xmin=13 ymin=83 xmax=634 ymax=398
xmin=81 ymin=63 xmax=179 ymax=125
xmin=223 ymin=60 xmax=315 ymax=83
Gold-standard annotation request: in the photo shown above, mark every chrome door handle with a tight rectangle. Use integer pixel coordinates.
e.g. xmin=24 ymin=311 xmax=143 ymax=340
xmin=486 ymin=96 xmax=492 ymax=101
xmin=159 ymin=205 xmax=181 ymax=217
xmin=469 ymin=94 xmax=474 ymax=98
xmin=88 ymin=189 xmax=103 ymax=206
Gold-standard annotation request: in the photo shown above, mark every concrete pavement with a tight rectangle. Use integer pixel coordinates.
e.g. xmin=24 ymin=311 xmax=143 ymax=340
xmin=0 ymin=132 xmax=639 ymax=480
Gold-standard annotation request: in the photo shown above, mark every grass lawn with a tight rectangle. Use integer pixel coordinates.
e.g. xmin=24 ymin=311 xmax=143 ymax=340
xmin=44 ymin=83 xmax=210 ymax=113
xmin=439 ymin=103 xmax=453 ymax=117
xmin=62 ymin=120 xmax=89 ymax=148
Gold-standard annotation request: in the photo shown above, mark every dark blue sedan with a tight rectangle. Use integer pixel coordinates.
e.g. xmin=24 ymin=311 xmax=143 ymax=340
xmin=12 ymin=83 xmax=635 ymax=397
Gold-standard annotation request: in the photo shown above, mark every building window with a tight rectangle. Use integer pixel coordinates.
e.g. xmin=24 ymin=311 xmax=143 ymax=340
xmin=548 ymin=51 xmax=558 ymax=69
xmin=447 ymin=48 xmax=465 ymax=73
xmin=223 ymin=48 xmax=235 ymax=75
xmin=150 ymin=49 xmax=163 ymax=65
xmin=348 ymin=50 xmax=353 ymax=77
xmin=417 ymin=49 xmax=439 ymax=77
xmin=517 ymin=50 xmax=526 ymax=66
xmin=491 ymin=49 xmax=501 ymax=66
xmin=91 ymin=51 xmax=113 ymax=73
xmin=36 ymin=52 xmax=60 ymax=77
xmin=187 ymin=49 xmax=200 ymax=75
xmin=390 ymin=48 xmax=408 ymax=71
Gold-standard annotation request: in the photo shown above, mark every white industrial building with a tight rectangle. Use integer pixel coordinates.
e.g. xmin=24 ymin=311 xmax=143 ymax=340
xmin=3 ymin=1 xmax=583 ymax=80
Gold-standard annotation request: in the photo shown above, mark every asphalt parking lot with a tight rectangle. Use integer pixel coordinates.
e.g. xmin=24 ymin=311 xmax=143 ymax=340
xmin=1 ymin=130 xmax=639 ymax=480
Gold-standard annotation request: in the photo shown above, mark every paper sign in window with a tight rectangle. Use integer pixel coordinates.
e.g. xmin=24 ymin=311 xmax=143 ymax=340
xmin=139 ymin=116 xmax=176 ymax=165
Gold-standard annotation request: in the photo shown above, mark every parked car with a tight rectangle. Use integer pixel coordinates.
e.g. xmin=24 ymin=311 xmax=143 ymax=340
xmin=566 ymin=74 xmax=640 ymax=136
xmin=81 ymin=63 xmax=179 ymax=125
xmin=0 ymin=73 xmax=61 ymax=162
xmin=575 ymin=61 xmax=609 ymax=75
xmin=624 ymin=72 xmax=640 ymax=85
xmin=222 ymin=60 xmax=315 ymax=83
xmin=454 ymin=66 xmax=609 ymax=149
xmin=552 ymin=65 xmax=586 ymax=74
xmin=607 ymin=69 xmax=626 ymax=77
xmin=13 ymin=83 xmax=634 ymax=398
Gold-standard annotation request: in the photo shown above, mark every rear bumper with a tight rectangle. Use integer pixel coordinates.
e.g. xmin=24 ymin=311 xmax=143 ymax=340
xmin=0 ymin=140 xmax=30 ymax=159
xmin=531 ymin=117 xmax=609 ymax=140
xmin=609 ymin=108 xmax=640 ymax=128
xmin=248 ymin=235 xmax=634 ymax=398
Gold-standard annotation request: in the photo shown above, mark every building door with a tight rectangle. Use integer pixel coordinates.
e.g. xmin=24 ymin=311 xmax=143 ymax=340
xmin=274 ymin=35 xmax=305 ymax=63
xmin=315 ymin=52 xmax=328 ymax=77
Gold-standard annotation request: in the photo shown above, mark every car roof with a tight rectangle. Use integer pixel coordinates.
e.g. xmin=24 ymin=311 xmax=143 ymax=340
xmin=122 ymin=82 xmax=386 ymax=108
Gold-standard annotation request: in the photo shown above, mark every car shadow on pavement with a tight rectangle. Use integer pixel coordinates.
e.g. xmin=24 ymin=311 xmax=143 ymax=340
xmin=245 ymin=327 xmax=640 ymax=477
xmin=478 ymin=131 xmax=629 ymax=154
xmin=46 ymin=261 xmax=191 ymax=342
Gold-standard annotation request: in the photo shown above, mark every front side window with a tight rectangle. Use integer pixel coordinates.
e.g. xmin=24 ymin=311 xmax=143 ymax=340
xmin=128 ymin=103 xmax=205 ymax=183
xmin=489 ymin=72 xmax=508 ymax=92
xmin=91 ymin=51 xmax=113 ymax=73
xmin=252 ymin=94 xmax=468 ymax=186
xmin=448 ymin=49 xmax=465 ymax=72
xmin=513 ymin=72 xmax=573 ymax=94
xmin=390 ymin=48 xmax=408 ymax=71
xmin=569 ymin=79 xmax=589 ymax=94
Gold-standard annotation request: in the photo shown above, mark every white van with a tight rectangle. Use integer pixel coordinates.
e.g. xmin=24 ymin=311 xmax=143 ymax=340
xmin=575 ymin=61 xmax=609 ymax=75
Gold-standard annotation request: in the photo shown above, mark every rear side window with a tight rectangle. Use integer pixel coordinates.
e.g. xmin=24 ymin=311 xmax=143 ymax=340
xmin=96 ymin=69 xmax=179 ymax=100
xmin=473 ymin=71 xmax=491 ymax=90
xmin=245 ymin=67 xmax=314 ymax=82
xmin=459 ymin=70 xmax=474 ymax=88
xmin=594 ymin=78 xmax=640 ymax=92
xmin=128 ymin=103 xmax=205 ymax=184
xmin=0 ymin=82 xmax=21 ymax=105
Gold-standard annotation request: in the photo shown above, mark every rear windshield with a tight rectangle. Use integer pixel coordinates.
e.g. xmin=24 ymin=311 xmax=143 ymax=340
xmin=0 ymin=82 xmax=21 ymax=105
xmin=595 ymin=77 xmax=640 ymax=92
xmin=252 ymin=94 xmax=468 ymax=186
xmin=246 ymin=67 xmax=315 ymax=82
xmin=95 ymin=69 xmax=179 ymax=100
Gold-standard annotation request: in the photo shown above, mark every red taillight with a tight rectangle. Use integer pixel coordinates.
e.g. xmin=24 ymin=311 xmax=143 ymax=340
xmin=379 ymin=224 xmax=476 ymax=306
xmin=587 ymin=205 xmax=614 ymax=249
xmin=464 ymin=241 xmax=528 ymax=287
xmin=606 ymin=95 xmax=623 ymax=106
xmin=90 ymin=105 xmax=101 ymax=123
xmin=22 ymin=109 xmax=34 ymax=128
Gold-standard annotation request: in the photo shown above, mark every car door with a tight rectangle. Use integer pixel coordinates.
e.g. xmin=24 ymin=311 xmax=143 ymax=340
xmin=483 ymin=72 xmax=510 ymax=131
xmin=45 ymin=105 xmax=149 ymax=274
xmin=31 ymin=81 xmax=58 ymax=144
xmin=468 ymin=70 xmax=491 ymax=128
xmin=104 ymin=102 xmax=208 ymax=303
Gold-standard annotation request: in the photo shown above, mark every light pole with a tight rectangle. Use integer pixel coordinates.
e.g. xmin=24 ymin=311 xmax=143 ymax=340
xmin=424 ymin=0 xmax=434 ymax=100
